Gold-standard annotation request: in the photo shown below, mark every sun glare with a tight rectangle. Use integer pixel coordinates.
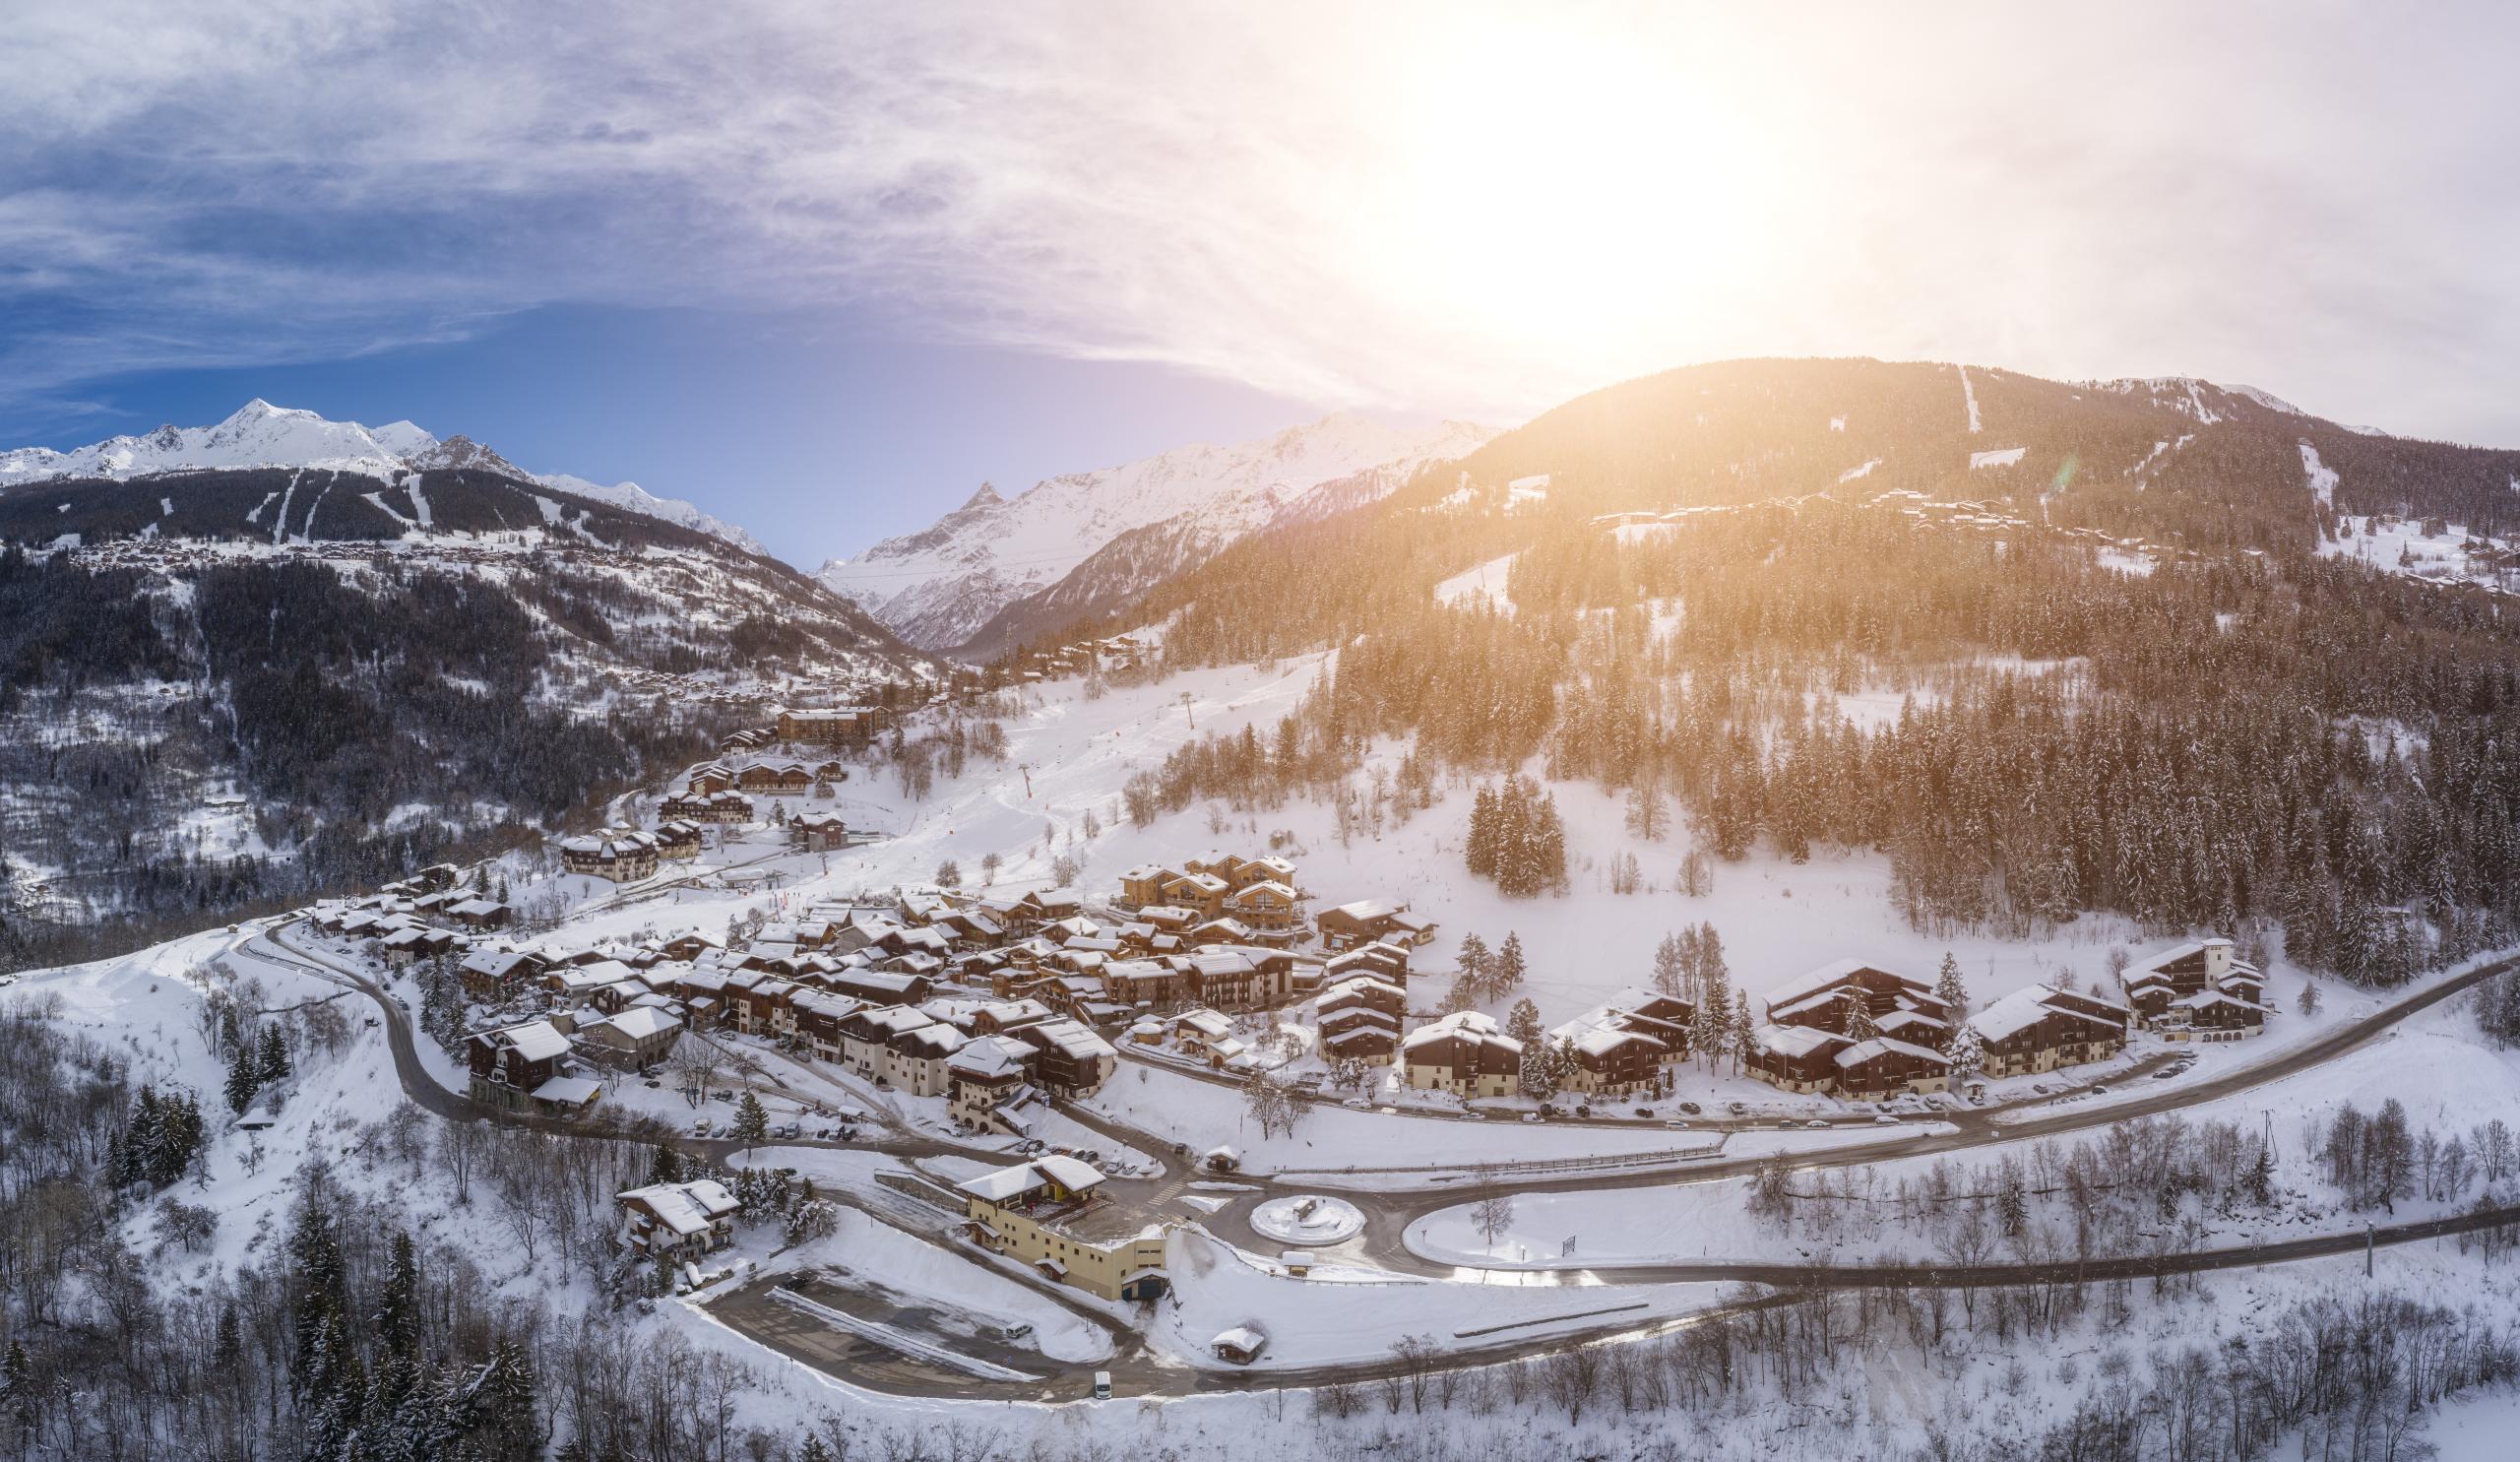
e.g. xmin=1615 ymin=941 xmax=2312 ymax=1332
xmin=1361 ymin=22 xmax=1773 ymax=359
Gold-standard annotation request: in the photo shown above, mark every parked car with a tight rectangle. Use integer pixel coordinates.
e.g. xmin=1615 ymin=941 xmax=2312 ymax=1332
xmin=1727 ymin=1102 xmax=1747 ymax=1115
xmin=1521 ymin=1112 xmax=1544 ymax=1123
xmin=1677 ymin=1102 xmax=1702 ymax=1115
xmin=1804 ymin=1118 xmax=1829 ymax=1129
xmin=1667 ymin=1118 xmax=1690 ymax=1129
xmin=1872 ymin=1113 xmax=1900 ymax=1125
xmin=2152 ymin=1067 xmax=2180 ymax=1080
xmin=2089 ymin=1085 xmax=2110 ymax=1096
xmin=692 ymin=1118 xmax=713 ymax=1136
xmin=1342 ymin=1098 xmax=1370 ymax=1111
xmin=1575 ymin=1105 xmax=1593 ymax=1118
xmin=1634 ymin=1107 xmax=1654 ymax=1118
xmin=1460 ymin=1112 xmax=1487 ymax=1122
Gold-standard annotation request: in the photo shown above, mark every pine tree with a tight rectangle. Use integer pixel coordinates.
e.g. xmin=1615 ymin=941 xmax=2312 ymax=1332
xmin=1467 ymin=784 xmax=1499 ymax=879
xmin=734 ymin=1091 xmax=770 ymax=1153
xmin=1932 ymin=951 xmax=1968 ymax=1022
xmin=1844 ymin=995 xmax=1878 ymax=1043
xmin=224 ymin=1042 xmax=262 ymax=1115
xmin=468 ymin=1340 xmax=542 ymax=1462
xmin=1 ymin=1339 xmax=32 ymax=1444
xmin=1457 ymin=933 xmax=1491 ymax=1000
xmin=1493 ymin=933 xmax=1527 ymax=997
xmin=257 ymin=1023 xmax=292 ymax=1085
xmin=1731 ymin=990 xmax=1755 ymax=1076
xmin=377 ymin=1230 xmax=421 ymax=1362
xmin=1503 ymin=997 xmax=1544 ymax=1051
xmin=650 ymin=1143 xmax=686 ymax=1185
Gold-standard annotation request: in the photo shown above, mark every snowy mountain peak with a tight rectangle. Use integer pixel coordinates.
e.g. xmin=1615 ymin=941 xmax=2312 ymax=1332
xmin=820 ymin=412 xmax=1500 ymax=651
xmin=0 ymin=403 xmax=765 ymax=555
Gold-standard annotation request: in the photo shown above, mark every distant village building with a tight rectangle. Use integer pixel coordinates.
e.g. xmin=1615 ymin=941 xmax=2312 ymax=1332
xmin=775 ymin=707 xmax=888 ymax=746
xmin=557 ymin=828 xmax=660 ymax=882
xmin=1317 ymin=899 xmax=1436 ymax=950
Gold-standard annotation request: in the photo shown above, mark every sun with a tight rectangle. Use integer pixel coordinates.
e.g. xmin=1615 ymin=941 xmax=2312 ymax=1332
xmin=1354 ymin=19 xmax=1777 ymax=361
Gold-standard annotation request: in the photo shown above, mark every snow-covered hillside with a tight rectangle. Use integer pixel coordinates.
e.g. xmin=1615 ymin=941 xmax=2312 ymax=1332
xmin=0 ymin=400 xmax=765 ymax=554
xmin=820 ymin=413 xmax=1495 ymax=651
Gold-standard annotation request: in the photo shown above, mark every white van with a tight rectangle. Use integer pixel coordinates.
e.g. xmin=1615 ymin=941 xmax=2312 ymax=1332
xmin=1092 ymin=1371 xmax=1112 ymax=1401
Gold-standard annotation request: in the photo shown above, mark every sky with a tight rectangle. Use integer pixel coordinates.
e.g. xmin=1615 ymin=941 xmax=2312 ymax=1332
xmin=4 ymin=1 xmax=2516 ymax=565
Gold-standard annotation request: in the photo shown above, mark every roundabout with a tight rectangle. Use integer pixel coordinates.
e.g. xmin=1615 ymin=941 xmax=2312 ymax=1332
xmin=1249 ymin=1194 xmax=1365 ymax=1246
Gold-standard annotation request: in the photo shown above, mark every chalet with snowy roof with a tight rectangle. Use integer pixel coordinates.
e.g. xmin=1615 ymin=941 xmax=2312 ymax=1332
xmin=2121 ymin=939 xmax=2266 ymax=1032
xmin=379 ymin=925 xmax=461 ymax=967
xmin=1169 ymin=947 xmax=1280 ymax=1009
xmin=459 ymin=948 xmax=547 ymax=1001
xmin=1006 ymin=1017 xmax=1118 ymax=1095
xmin=735 ymin=761 xmax=813 ymax=795
xmin=1832 ymin=1038 xmax=1952 ymax=1101
xmin=616 ymin=1179 xmax=740 ymax=1262
xmin=791 ymin=813 xmax=849 ymax=853
xmin=1553 ymin=988 xmax=1695 ymax=1071
xmin=1170 ymin=1006 xmax=1237 ymax=1056
xmin=1317 ymin=1004 xmax=1401 ymax=1063
xmin=1316 ymin=975 xmax=1408 ymax=1021
xmin=652 ymin=820 xmax=704 ymax=861
xmin=557 ymin=828 xmax=659 ymax=882
xmin=775 ymin=706 xmax=886 ymax=746
xmin=1555 ymin=1025 xmax=1668 ymax=1097
xmin=684 ymin=761 xmax=737 ymax=795
xmin=1968 ymin=985 xmax=2130 ymax=1078
xmin=467 ymin=1019 xmax=576 ymax=1112
xmin=947 ymin=1035 xmax=1041 ymax=1132
xmin=1317 ymin=899 xmax=1435 ymax=950
xmin=1744 ymin=1023 xmax=1851 ymax=1094
xmin=577 ymin=1006 xmax=683 ymax=1070
xmin=1322 ymin=942 xmax=1412 ymax=986
xmin=830 ymin=966 xmax=934 ymax=1007
xmin=839 ymin=1005 xmax=967 ymax=1095
xmin=1104 ymin=957 xmax=1193 ymax=1010
xmin=1401 ymin=1011 xmax=1523 ymax=1098
xmin=1764 ymin=960 xmax=1952 ymax=1041
xmin=447 ymin=898 xmax=512 ymax=930
xmin=956 ymin=1157 xmax=1168 ymax=1303
xmin=660 ymin=789 xmax=753 ymax=824
xmin=789 ymin=989 xmax=861 ymax=1060
xmin=2165 ymin=989 xmax=2267 ymax=1041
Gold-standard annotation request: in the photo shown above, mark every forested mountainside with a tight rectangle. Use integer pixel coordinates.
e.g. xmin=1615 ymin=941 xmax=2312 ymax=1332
xmin=0 ymin=466 xmax=932 ymax=972
xmin=1054 ymin=357 xmax=2520 ymax=985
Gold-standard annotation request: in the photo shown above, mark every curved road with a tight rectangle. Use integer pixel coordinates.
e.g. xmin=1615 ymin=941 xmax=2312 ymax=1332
xmin=241 ymin=913 xmax=2520 ymax=1397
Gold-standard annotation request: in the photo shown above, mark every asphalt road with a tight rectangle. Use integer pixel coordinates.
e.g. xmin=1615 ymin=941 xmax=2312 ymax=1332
xmin=238 ymin=914 xmax=2520 ymax=1397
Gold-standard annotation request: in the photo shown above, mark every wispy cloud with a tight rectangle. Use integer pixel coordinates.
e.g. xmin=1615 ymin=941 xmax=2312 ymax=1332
xmin=4 ymin=1 xmax=2516 ymax=440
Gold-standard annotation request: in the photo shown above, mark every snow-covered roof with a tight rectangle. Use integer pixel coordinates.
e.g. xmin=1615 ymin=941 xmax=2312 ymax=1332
xmin=1212 ymin=1326 xmax=1269 ymax=1356
xmin=493 ymin=1019 xmax=571 ymax=1061
xmin=532 ymin=1075 xmax=601 ymax=1106
xmin=1764 ymin=958 xmax=1921 ymax=1011
xmin=597 ymin=1006 xmax=680 ymax=1041
xmin=1836 ymin=1037 xmax=1949 ymax=1068
xmin=621 ymin=1179 xmax=739 ymax=1235
xmin=1751 ymin=1023 xmax=1846 ymax=1058
xmin=957 ymin=1156 xmax=1106 ymax=1203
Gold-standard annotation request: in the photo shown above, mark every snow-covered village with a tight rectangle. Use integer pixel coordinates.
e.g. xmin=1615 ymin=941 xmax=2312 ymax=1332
xmin=9 ymin=6 xmax=2520 ymax=1461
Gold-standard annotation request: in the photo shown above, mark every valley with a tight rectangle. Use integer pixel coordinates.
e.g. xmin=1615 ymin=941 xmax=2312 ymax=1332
xmin=8 ymin=357 xmax=2520 ymax=1462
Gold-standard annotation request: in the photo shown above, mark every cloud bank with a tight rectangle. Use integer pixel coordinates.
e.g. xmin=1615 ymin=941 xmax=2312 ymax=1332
xmin=4 ymin=0 xmax=2515 ymax=441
